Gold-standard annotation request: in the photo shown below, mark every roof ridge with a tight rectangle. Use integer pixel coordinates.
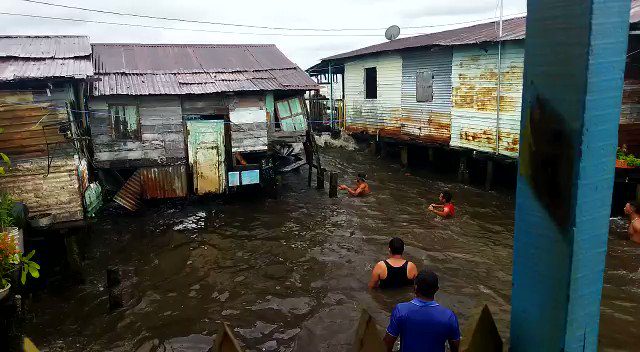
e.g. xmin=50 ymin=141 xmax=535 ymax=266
xmin=322 ymin=16 xmax=526 ymax=61
xmin=91 ymin=43 xmax=277 ymax=48
xmin=0 ymin=35 xmax=88 ymax=38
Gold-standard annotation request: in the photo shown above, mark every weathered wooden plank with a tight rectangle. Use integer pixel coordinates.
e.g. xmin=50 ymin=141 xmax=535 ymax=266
xmin=0 ymin=155 xmax=83 ymax=223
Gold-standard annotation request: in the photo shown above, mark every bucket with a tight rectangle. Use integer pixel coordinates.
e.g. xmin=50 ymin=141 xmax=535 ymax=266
xmin=7 ymin=226 xmax=24 ymax=254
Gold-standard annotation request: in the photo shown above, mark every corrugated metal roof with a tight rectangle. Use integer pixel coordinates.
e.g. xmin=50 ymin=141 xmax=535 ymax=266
xmin=325 ymin=17 xmax=526 ymax=61
xmin=326 ymin=8 xmax=640 ymax=62
xmin=0 ymin=36 xmax=91 ymax=58
xmin=91 ymin=43 xmax=317 ymax=95
xmin=92 ymin=43 xmax=297 ymax=73
xmin=0 ymin=58 xmax=93 ymax=81
xmin=92 ymin=69 xmax=317 ymax=96
xmin=0 ymin=35 xmax=92 ymax=81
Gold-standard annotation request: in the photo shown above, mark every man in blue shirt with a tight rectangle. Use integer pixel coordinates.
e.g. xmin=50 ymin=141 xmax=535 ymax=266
xmin=383 ymin=270 xmax=461 ymax=352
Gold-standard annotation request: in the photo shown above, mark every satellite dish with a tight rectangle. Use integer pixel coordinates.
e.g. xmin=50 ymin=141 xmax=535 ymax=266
xmin=385 ymin=25 xmax=400 ymax=41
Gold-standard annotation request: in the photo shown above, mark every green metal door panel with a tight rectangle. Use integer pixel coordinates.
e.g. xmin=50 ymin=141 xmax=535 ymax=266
xmin=194 ymin=145 xmax=222 ymax=194
xmin=277 ymin=101 xmax=291 ymax=117
xmin=266 ymin=92 xmax=275 ymax=117
xmin=293 ymin=115 xmax=307 ymax=131
xmin=289 ymin=98 xmax=302 ymax=114
xmin=281 ymin=118 xmax=295 ymax=132
xmin=186 ymin=120 xmax=226 ymax=194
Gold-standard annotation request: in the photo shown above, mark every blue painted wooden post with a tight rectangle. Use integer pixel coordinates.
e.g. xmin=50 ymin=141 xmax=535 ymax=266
xmin=511 ymin=1 xmax=630 ymax=351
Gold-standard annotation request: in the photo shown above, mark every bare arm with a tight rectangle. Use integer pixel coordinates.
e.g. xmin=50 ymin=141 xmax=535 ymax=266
xmin=448 ymin=339 xmax=460 ymax=352
xmin=407 ymin=262 xmax=418 ymax=280
xmin=430 ymin=207 xmax=451 ymax=218
xmin=631 ymin=220 xmax=640 ymax=235
xmin=347 ymin=184 xmax=367 ymax=197
xmin=368 ymin=262 xmax=382 ymax=289
xmin=383 ymin=333 xmax=397 ymax=352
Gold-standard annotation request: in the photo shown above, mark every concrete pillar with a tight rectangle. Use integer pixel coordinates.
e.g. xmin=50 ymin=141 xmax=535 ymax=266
xmin=510 ymin=1 xmax=630 ymax=350
xmin=400 ymin=146 xmax=409 ymax=167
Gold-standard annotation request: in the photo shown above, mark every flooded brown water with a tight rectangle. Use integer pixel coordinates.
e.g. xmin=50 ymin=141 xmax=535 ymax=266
xmin=24 ymin=146 xmax=640 ymax=351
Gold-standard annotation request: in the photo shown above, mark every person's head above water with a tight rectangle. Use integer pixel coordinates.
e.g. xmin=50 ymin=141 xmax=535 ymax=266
xmin=415 ymin=270 xmax=439 ymax=299
xmin=440 ymin=190 xmax=452 ymax=203
xmin=625 ymin=200 xmax=640 ymax=215
xmin=356 ymin=173 xmax=367 ymax=184
xmin=388 ymin=237 xmax=404 ymax=256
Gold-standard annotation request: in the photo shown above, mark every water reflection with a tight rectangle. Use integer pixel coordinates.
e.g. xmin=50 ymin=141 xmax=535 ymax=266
xmin=23 ymin=147 xmax=639 ymax=351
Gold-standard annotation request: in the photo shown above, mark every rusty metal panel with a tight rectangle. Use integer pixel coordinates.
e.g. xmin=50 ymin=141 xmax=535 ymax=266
xmin=344 ymin=52 xmax=403 ymax=137
xmin=400 ymin=47 xmax=452 ymax=145
xmin=114 ymin=170 xmax=142 ymax=211
xmin=450 ymin=42 xmax=524 ymax=157
xmin=186 ymin=120 xmax=226 ymax=194
xmin=139 ymin=165 xmax=188 ymax=199
xmin=0 ymin=156 xmax=83 ymax=223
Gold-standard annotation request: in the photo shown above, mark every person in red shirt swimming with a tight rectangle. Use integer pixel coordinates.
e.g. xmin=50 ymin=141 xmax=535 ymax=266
xmin=428 ymin=190 xmax=455 ymax=218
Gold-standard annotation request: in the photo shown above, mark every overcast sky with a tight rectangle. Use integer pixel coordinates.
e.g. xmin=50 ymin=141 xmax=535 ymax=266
xmin=2 ymin=0 xmax=527 ymax=69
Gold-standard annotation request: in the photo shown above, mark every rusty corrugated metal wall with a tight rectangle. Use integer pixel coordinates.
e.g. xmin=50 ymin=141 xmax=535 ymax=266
xmin=344 ymin=52 xmax=403 ymax=137
xmin=139 ymin=165 xmax=188 ymax=199
xmin=400 ymin=47 xmax=453 ymax=145
xmin=450 ymin=41 xmax=525 ymax=157
xmin=0 ymin=156 xmax=83 ymax=222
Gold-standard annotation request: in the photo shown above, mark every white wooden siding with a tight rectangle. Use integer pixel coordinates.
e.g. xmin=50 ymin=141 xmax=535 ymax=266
xmin=344 ymin=52 xmax=403 ymax=134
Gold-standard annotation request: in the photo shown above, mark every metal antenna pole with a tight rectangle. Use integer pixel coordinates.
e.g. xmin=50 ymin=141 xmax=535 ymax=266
xmin=495 ymin=0 xmax=504 ymax=154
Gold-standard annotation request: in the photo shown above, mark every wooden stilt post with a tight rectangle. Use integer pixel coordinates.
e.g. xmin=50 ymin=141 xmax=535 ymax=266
xmin=485 ymin=159 xmax=494 ymax=191
xmin=379 ymin=142 xmax=388 ymax=158
xmin=329 ymin=172 xmax=338 ymax=198
xmin=64 ymin=232 xmax=83 ymax=284
xmin=428 ymin=148 xmax=435 ymax=164
xmin=317 ymin=167 xmax=325 ymax=189
xmin=458 ymin=156 xmax=469 ymax=184
xmin=400 ymin=146 xmax=409 ymax=168
xmin=369 ymin=141 xmax=377 ymax=155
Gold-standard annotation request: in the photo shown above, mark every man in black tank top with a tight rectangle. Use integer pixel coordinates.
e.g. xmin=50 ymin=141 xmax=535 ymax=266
xmin=368 ymin=238 xmax=418 ymax=289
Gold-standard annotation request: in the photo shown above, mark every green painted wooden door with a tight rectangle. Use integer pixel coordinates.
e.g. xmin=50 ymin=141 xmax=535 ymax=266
xmin=186 ymin=120 xmax=226 ymax=194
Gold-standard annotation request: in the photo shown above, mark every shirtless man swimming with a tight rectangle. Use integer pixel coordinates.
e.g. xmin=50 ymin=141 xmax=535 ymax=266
xmin=624 ymin=200 xmax=640 ymax=244
xmin=338 ymin=173 xmax=371 ymax=197
xmin=428 ymin=190 xmax=455 ymax=218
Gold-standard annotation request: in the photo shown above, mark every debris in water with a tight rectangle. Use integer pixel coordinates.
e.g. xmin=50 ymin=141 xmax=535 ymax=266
xmin=173 ymin=212 xmax=207 ymax=231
